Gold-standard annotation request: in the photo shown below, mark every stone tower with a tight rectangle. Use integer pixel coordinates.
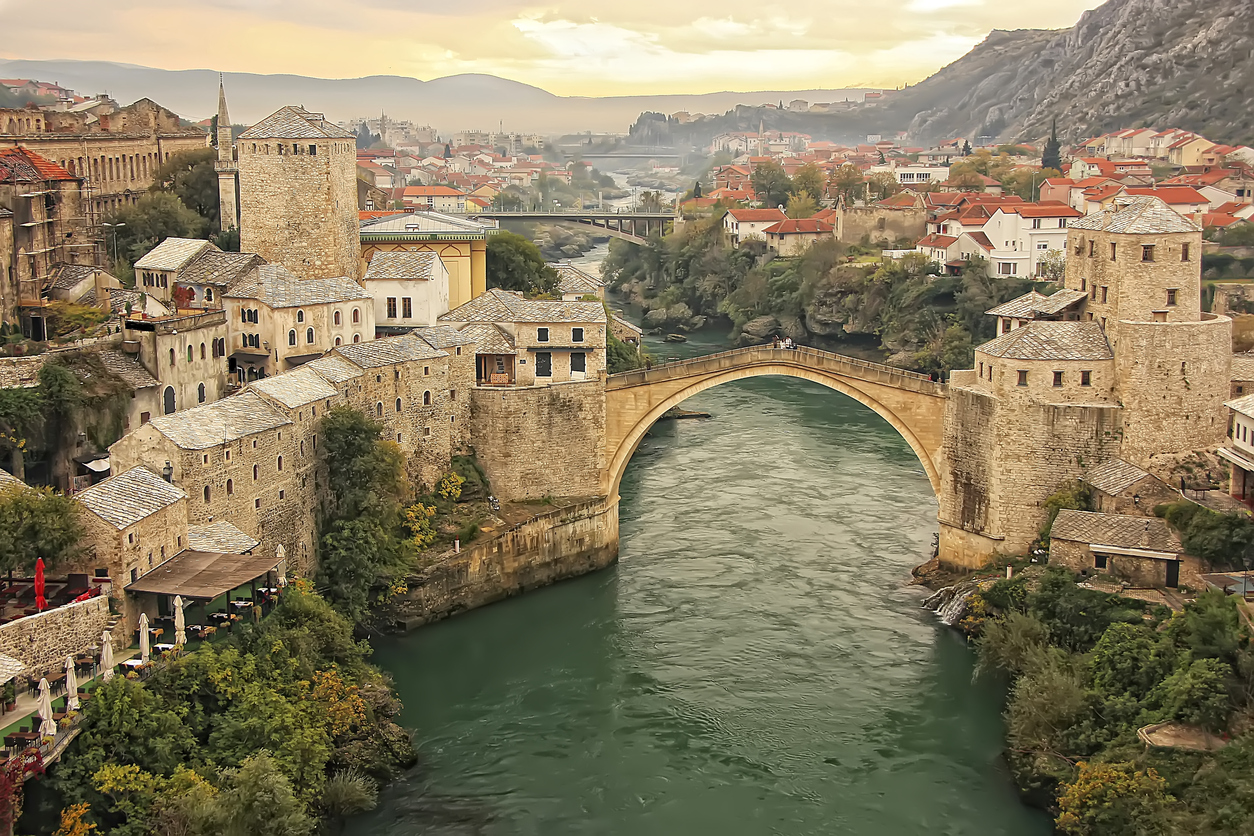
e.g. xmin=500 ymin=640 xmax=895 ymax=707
xmin=214 ymin=79 xmax=239 ymax=231
xmin=236 ymin=106 xmax=359 ymax=280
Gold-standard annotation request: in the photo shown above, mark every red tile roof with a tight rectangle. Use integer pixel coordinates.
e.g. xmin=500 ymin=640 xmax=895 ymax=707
xmin=0 ymin=147 xmax=75 ymax=181
xmin=727 ymin=208 xmax=787 ymax=223
xmin=917 ymin=234 xmax=958 ymax=248
xmin=1124 ymin=186 xmax=1208 ymax=205
xmin=763 ymin=219 xmax=834 ymax=235
xmin=1000 ymin=201 xmax=1084 ymax=218
xmin=403 ymin=185 xmax=466 ymax=197
xmin=1203 ymin=213 xmax=1244 ymax=228
xmin=963 ymin=231 xmax=994 ymax=250
xmin=878 ymin=192 xmax=919 ymax=207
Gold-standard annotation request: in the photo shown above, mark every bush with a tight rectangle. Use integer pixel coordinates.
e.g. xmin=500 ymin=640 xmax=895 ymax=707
xmin=1055 ymin=762 xmax=1173 ymax=836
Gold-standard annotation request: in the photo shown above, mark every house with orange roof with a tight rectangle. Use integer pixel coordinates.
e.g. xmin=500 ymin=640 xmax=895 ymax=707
xmin=1069 ymin=158 xmax=1122 ymax=180
xmin=722 ymin=208 xmax=787 ymax=247
xmin=762 ymin=218 xmax=834 ymax=256
xmin=980 ymin=202 xmax=1083 ymax=278
xmin=1123 ymin=186 xmax=1209 ymax=224
xmin=916 ymin=233 xmax=961 ymax=266
xmin=402 ymin=185 xmax=467 ymax=213
xmin=1167 ymin=135 xmax=1215 ymax=167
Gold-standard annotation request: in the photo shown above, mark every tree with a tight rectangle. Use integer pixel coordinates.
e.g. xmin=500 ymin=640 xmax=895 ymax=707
xmin=104 ymin=192 xmax=208 ymax=281
xmin=751 ymin=160 xmax=792 ymax=209
xmin=692 ymin=180 xmax=702 ymax=199
xmin=486 ymin=231 xmax=559 ymax=296
xmin=827 ymin=165 xmax=864 ymax=204
xmin=150 ymin=148 xmax=220 ymax=229
xmin=1042 ymin=120 xmax=1063 ymax=172
xmin=207 ymin=753 xmax=315 ymax=836
xmin=865 ymin=171 xmax=902 ymax=201
xmin=0 ymin=483 xmax=84 ymax=573
xmin=785 ymin=191 xmax=818 ymax=219
xmin=1038 ymin=249 xmax=1067 ymax=282
xmin=962 ymin=140 xmax=972 ymax=156
xmin=606 ymin=333 xmax=644 ymax=374
xmin=1055 ymin=762 xmax=1173 ymax=836
xmin=790 ymin=163 xmax=825 ymax=202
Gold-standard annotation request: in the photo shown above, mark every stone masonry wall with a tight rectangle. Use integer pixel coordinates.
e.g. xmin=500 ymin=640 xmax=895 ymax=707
xmin=838 ymin=205 xmax=926 ymax=245
xmin=0 ymin=596 xmax=111 ymax=678
xmin=396 ymin=497 xmax=619 ymax=627
xmin=470 ymin=379 xmax=606 ymax=501
xmin=1050 ymin=538 xmax=1209 ymax=590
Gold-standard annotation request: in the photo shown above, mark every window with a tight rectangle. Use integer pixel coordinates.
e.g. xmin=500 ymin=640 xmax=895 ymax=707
xmin=225 ymin=450 xmax=231 ymax=461
xmin=1141 ymin=245 xmax=1155 ymax=262
xmin=1110 ymin=243 xmax=1117 ymax=260
xmin=386 ymin=297 xmax=397 ymax=318
xmin=572 ymin=327 xmax=584 ymax=342
xmin=1094 ymin=554 xmax=1108 ymax=570
xmin=279 ymin=490 xmax=285 ymax=500
xmin=353 ymin=334 xmax=361 ymax=343
xmin=1166 ymin=289 xmax=1178 ymax=306
xmin=200 ymin=343 xmax=206 ymax=360
xmin=1088 ymin=240 xmax=1096 ymax=258
xmin=1182 ymin=243 xmax=1191 ymax=262
xmin=423 ymin=391 xmax=431 ymax=405
xmin=309 ymin=144 xmax=316 ymax=155
xmin=537 ymin=327 xmax=550 ymax=342
xmin=423 ymin=366 xmax=429 ymax=376
xmin=376 ymin=402 xmax=383 ymax=418
xmin=979 ymin=361 xmax=984 ymax=377
xmin=297 ymin=310 xmax=305 ymax=323
xmin=352 ymin=308 xmax=360 ymax=323
xmin=226 ymin=479 xmax=234 ymax=496
xmin=1081 ymin=370 xmax=1092 ymax=386
xmin=997 ymin=262 xmax=1016 ymax=276
xmin=402 ymin=297 xmax=413 ymax=319
xmin=450 ymin=389 xmax=456 ymax=401
xmin=334 ymin=310 xmax=342 ymax=325
xmin=1031 ymin=218 xmax=1042 ymax=229
xmin=1053 ymin=371 xmax=1063 ymax=387
xmin=396 ymin=398 xmax=402 ymax=412
xmin=289 ymin=330 xmax=297 ymax=346
xmin=1101 ymin=286 xmax=1108 ymax=303
xmin=203 ymin=454 xmax=209 ymax=464
xmin=198 ymin=383 xmax=206 ymax=403
xmin=1059 ymin=218 xmax=1068 ymax=228
xmin=423 ymin=427 xmax=431 ymax=437
xmin=206 ymin=288 xmax=213 ymax=302
xmin=253 ymin=464 xmax=258 ymax=480
xmin=187 ymin=346 xmax=194 ymax=363
xmin=307 ymin=327 xmax=314 ymax=344
xmin=140 ymin=411 xmax=150 ymax=424
xmin=1017 ymin=370 xmax=1028 ymax=386
xmin=255 ymin=498 xmax=261 ymax=510
xmin=335 ymin=337 xmax=341 ymax=346
xmin=571 ymin=352 xmax=586 ymax=373
xmin=397 ymin=433 xmax=403 ymax=443
xmin=204 ymin=486 xmax=211 ymax=503
xmin=1081 ymin=277 xmax=1086 ymax=291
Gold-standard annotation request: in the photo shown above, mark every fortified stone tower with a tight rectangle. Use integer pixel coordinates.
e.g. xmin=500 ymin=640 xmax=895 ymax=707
xmin=214 ymin=79 xmax=239 ymax=231
xmin=236 ymin=106 xmax=359 ymax=280
xmin=938 ymin=195 xmax=1231 ymax=568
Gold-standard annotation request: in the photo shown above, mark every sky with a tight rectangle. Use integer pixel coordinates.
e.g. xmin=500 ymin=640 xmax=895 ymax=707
xmin=0 ymin=0 xmax=1108 ymax=96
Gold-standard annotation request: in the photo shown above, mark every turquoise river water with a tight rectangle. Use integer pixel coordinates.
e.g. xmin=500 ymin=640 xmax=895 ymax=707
xmin=347 ymin=333 xmax=1051 ymax=835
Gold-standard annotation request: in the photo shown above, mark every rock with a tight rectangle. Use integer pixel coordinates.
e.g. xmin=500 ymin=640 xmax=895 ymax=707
xmin=741 ymin=315 xmax=779 ymax=339
xmin=664 ymin=302 xmax=693 ymax=323
xmin=643 ymin=309 xmax=669 ymax=329
xmin=687 ymin=315 xmax=707 ymax=331
xmin=776 ymin=314 xmax=807 ymax=341
xmin=804 ymin=308 xmax=845 ymax=337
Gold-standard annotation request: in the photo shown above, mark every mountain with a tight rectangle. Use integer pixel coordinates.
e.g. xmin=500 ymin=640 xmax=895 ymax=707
xmin=898 ymin=0 xmax=1254 ymax=145
xmin=0 ymin=58 xmax=867 ymax=135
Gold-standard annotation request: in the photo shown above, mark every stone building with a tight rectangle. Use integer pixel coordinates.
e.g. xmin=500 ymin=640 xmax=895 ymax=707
xmin=1080 ymin=458 xmax=1177 ymax=515
xmin=120 ymin=309 xmax=231 ymax=418
xmin=553 ymin=264 xmax=605 ymax=301
xmin=362 ymin=251 xmax=450 ymax=332
xmin=1049 ymin=509 xmax=1205 ymax=590
xmin=939 ymin=195 xmax=1232 ymax=567
xmin=0 ymin=98 xmax=208 ymax=220
xmin=233 ymin=105 xmax=359 ymax=280
xmin=359 ymin=211 xmax=494 ymax=310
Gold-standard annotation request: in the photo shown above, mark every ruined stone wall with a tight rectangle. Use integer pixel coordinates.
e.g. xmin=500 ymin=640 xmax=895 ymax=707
xmin=238 ymin=137 xmax=359 ymax=280
xmin=396 ymin=497 xmax=619 ymax=627
xmin=470 ymin=378 xmax=606 ymax=501
xmin=0 ymin=214 xmax=14 ymax=326
xmin=0 ymin=596 xmax=112 ymax=678
xmin=838 ymin=205 xmax=926 ymax=245
xmin=939 ymin=385 xmax=998 ymax=544
xmin=1115 ymin=315 xmax=1231 ymax=467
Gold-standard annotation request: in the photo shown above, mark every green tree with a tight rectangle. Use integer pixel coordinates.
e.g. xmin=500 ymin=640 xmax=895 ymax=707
xmin=105 ymin=192 xmax=208 ymax=282
xmin=785 ymin=191 xmax=818 ymax=219
xmin=1055 ymin=761 xmax=1173 ymax=836
xmin=1090 ymin=623 xmax=1174 ymax=700
xmin=210 ymin=753 xmax=315 ymax=836
xmin=486 ymin=231 xmax=559 ymax=296
xmin=0 ymin=483 xmax=84 ymax=573
xmin=1042 ymin=120 xmax=1063 ymax=172
xmin=790 ymin=163 xmax=825 ymax=202
xmin=150 ymin=147 xmax=221 ymax=229
xmin=865 ymin=171 xmax=902 ymax=201
xmin=1155 ymin=657 xmax=1232 ymax=731
xmin=976 ymin=611 xmax=1051 ymax=677
xmin=827 ymin=164 xmax=864 ymax=204
xmin=751 ymin=160 xmax=792 ymax=209
xmin=606 ymin=333 xmax=644 ymax=374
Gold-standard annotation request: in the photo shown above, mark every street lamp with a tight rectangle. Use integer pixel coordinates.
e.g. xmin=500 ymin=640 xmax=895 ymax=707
xmin=101 ymin=221 xmax=126 ymax=268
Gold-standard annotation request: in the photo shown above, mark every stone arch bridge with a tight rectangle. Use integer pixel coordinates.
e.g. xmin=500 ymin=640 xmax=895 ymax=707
xmin=603 ymin=346 xmax=949 ymax=498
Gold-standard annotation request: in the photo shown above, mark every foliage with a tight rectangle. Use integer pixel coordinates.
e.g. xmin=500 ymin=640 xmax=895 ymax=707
xmin=826 ymin=164 xmax=864 ymax=204
xmin=1042 ymin=122 xmax=1063 ymax=172
xmin=1055 ymin=762 xmax=1173 ymax=836
xmin=976 ymin=611 xmax=1050 ymax=677
xmin=751 ymin=160 xmax=792 ymax=209
xmin=103 ymin=192 xmax=208 ymax=280
xmin=606 ymin=332 xmax=644 ymax=374
xmin=486 ymin=230 xmax=559 ymax=296
xmin=437 ymin=471 xmax=465 ymax=501
xmin=1029 ymin=567 xmax=1141 ymax=652
xmin=0 ymin=483 xmax=84 ymax=573
xmin=1216 ymin=223 xmax=1254 ymax=247
xmin=404 ymin=502 xmax=437 ymax=550
xmin=790 ymin=164 xmax=826 ymax=202
xmin=1157 ymin=502 xmax=1254 ymax=569
xmin=150 ymin=147 xmax=221 ymax=229
xmin=53 ymin=802 xmax=95 ymax=836
xmin=45 ymin=302 xmax=108 ymax=339
xmin=320 ymin=768 xmax=379 ymax=820
xmin=1040 ymin=480 xmax=1093 ymax=543
xmin=785 ymin=191 xmax=818 ymax=219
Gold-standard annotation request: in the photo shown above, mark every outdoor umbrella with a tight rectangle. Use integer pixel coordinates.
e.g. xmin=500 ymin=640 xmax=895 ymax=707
xmin=138 ymin=613 xmax=150 ymax=665
xmin=100 ymin=631 xmax=114 ymax=681
xmin=34 ymin=557 xmax=46 ymax=612
xmin=173 ymin=596 xmax=186 ymax=646
xmin=64 ymin=655 xmax=79 ymax=711
xmin=36 ymin=678 xmax=55 ymax=738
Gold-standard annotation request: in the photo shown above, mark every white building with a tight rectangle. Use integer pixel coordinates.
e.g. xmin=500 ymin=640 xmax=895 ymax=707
xmin=723 ymin=208 xmax=787 ymax=247
xmin=980 ymin=202 xmax=1083 ymax=277
xmin=361 ymin=251 xmax=451 ymax=332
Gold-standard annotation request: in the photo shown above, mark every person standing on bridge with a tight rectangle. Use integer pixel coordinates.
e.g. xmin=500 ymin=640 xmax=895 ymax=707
xmin=772 ymin=336 xmax=781 ymax=349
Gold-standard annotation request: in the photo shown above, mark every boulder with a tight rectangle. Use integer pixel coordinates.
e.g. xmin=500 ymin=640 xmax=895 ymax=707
xmin=664 ymin=302 xmax=694 ymax=323
xmin=776 ymin=314 xmax=808 ymax=342
xmin=643 ymin=309 xmax=669 ymax=329
xmin=741 ymin=315 xmax=779 ymax=339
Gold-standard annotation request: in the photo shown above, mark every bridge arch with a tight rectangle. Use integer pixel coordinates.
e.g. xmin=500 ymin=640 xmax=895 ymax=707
xmin=603 ymin=347 xmax=947 ymax=500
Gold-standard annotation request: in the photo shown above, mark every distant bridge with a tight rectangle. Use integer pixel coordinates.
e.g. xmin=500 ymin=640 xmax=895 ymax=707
xmin=603 ymin=346 xmax=948 ymax=497
xmin=466 ymin=210 xmax=675 ymax=244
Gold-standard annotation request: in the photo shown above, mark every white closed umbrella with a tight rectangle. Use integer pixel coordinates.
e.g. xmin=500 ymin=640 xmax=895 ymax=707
xmin=138 ymin=613 xmax=150 ymax=665
xmin=64 ymin=655 xmax=79 ymax=711
xmin=173 ymin=596 xmax=187 ymax=646
xmin=36 ymin=678 xmax=55 ymax=738
xmin=100 ymin=631 xmax=114 ymax=682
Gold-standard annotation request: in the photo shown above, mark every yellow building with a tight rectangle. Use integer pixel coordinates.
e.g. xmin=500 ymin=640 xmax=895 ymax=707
xmin=359 ymin=212 xmax=496 ymax=310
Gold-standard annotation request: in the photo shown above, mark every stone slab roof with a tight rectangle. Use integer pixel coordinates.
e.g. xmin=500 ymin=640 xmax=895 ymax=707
xmin=77 ymin=466 xmax=186 ymax=530
xmin=553 ymin=264 xmax=604 ymax=296
xmin=359 ymin=211 xmax=495 ymax=236
xmin=1034 ymin=289 xmax=1089 ymax=316
xmin=334 ymin=333 xmax=447 ymax=369
xmin=187 ymin=521 xmax=259 ymax=554
xmin=97 ymin=349 xmax=159 ymax=390
xmin=1226 ymin=393 xmax=1254 ymax=419
xmin=147 ymin=391 xmax=292 ymax=449
xmin=1051 ymin=509 xmax=1184 ymax=555
xmin=1083 ymin=458 xmax=1153 ymax=496
xmin=362 ymin=251 xmax=439 ymax=282
xmin=1069 ymin=195 xmax=1199 ymax=234
xmin=225 ymin=265 xmax=369 ymax=308
xmin=1232 ymin=354 xmax=1254 ymax=382
xmin=134 ymin=238 xmax=215 ymax=272
xmin=179 ymin=250 xmax=265 ymax=289
xmin=77 ymin=287 xmax=165 ymax=316
xmin=977 ymin=321 xmax=1112 ymax=361
xmin=305 ymin=355 xmax=362 ymax=384
xmin=249 ymin=366 xmax=338 ymax=408
xmin=46 ymin=263 xmax=97 ymax=292
xmin=238 ymin=106 xmax=354 ymax=140
xmin=412 ymin=326 xmax=478 ymax=350
xmin=986 ymin=291 xmax=1048 ymax=318
xmin=457 ymin=322 xmax=516 ymax=355
xmin=439 ymin=288 xmax=605 ymax=325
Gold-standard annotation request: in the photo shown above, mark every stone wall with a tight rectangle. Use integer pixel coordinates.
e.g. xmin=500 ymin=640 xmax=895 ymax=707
xmin=470 ymin=379 xmax=606 ymax=501
xmin=1050 ymin=538 xmax=1209 ymax=590
xmin=0 ymin=596 xmax=112 ymax=678
xmin=837 ymin=204 xmax=926 ymax=245
xmin=396 ymin=497 xmax=619 ymax=627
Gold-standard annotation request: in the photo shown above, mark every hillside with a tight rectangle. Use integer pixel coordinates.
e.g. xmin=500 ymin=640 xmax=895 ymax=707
xmin=902 ymin=0 xmax=1254 ymax=144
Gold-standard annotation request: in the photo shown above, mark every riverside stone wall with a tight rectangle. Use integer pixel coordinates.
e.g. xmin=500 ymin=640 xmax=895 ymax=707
xmin=396 ymin=496 xmax=619 ymax=627
xmin=0 ymin=596 xmax=112 ymax=678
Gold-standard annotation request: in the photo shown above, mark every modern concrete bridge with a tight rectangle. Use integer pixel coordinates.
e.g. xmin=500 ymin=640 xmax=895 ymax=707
xmin=603 ymin=346 xmax=948 ymax=497
xmin=465 ymin=210 xmax=674 ymax=244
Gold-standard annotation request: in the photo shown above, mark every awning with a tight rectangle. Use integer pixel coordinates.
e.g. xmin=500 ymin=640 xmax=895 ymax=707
xmin=229 ymin=350 xmax=269 ymax=362
xmin=1218 ymin=446 xmax=1254 ymax=471
xmin=81 ymin=458 xmax=110 ymax=473
xmin=284 ymin=353 xmax=322 ymax=367
xmin=124 ymin=549 xmax=282 ymax=600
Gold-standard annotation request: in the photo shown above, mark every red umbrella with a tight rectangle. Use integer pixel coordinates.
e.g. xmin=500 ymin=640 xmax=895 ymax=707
xmin=34 ymin=558 xmax=46 ymax=612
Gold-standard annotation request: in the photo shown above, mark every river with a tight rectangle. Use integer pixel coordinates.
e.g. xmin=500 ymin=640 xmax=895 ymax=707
xmin=347 ymin=328 xmax=1052 ymax=836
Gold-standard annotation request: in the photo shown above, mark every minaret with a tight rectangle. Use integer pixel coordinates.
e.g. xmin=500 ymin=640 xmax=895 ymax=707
xmin=215 ymin=77 xmax=240 ymax=231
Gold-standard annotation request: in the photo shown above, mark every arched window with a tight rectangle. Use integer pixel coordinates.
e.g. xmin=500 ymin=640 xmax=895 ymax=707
xmin=352 ymin=308 xmax=360 ymax=324
xmin=277 ymin=456 xmax=283 ymax=471
xmin=297 ymin=310 xmax=305 ymax=323
xmin=423 ymin=391 xmax=431 ymax=406
xmin=226 ymin=479 xmax=234 ymax=496
xmin=253 ymin=464 xmax=259 ymax=480
xmin=200 ymin=343 xmax=206 ymax=360
xmin=335 ymin=337 xmax=341 ymax=346
xmin=376 ymin=402 xmax=383 ymax=418
xmin=300 ymin=440 xmax=305 ymax=456
xmin=187 ymin=346 xmax=193 ymax=363
xmin=334 ymin=310 xmax=341 ymax=325
xmin=198 ymin=383 xmax=206 ymax=403
xmin=396 ymin=398 xmax=402 ymax=412
xmin=288 ymin=330 xmax=296 ymax=346
xmin=306 ymin=328 xmax=314 ymax=344
xmin=169 ymin=348 xmax=176 ymax=366
xmin=203 ymin=486 xmax=211 ymax=503
xmin=206 ymin=288 xmax=213 ymax=302
xmin=353 ymin=334 xmax=361 ymax=343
